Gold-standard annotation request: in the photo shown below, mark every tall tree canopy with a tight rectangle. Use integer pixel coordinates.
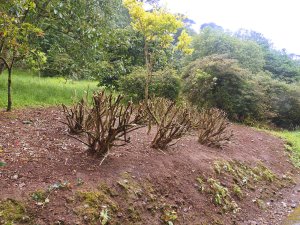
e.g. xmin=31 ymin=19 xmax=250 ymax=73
xmin=189 ymin=27 xmax=265 ymax=73
xmin=124 ymin=0 xmax=193 ymax=99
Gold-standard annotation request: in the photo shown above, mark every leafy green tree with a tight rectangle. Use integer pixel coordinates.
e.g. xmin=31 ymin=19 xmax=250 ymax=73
xmin=253 ymin=73 xmax=300 ymax=128
xmin=183 ymin=54 xmax=269 ymax=121
xmin=0 ymin=0 xmax=44 ymax=111
xmin=264 ymin=49 xmax=300 ymax=83
xmin=235 ymin=29 xmax=300 ymax=83
xmin=124 ymin=0 xmax=193 ymax=99
xmin=189 ymin=27 xmax=265 ymax=73
xmin=33 ymin=0 xmax=128 ymax=80
xmin=235 ymin=29 xmax=272 ymax=50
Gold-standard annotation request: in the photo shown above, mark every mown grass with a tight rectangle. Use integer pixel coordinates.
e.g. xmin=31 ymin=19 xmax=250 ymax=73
xmin=0 ymin=70 xmax=99 ymax=109
xmin=271 ymin=130 xmax=300 ymax=167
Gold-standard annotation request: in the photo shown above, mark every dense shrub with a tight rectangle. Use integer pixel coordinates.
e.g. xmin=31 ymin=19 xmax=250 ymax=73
xmin=272 ymin=85 xmax=300 ymax=129
xmin=183 ymin=54 xmax=268 ymax=122
xmin=119 ymin=67 xmax=181 ymax=102
xmin=256 ymin=75 xmax=300 ymax=129
xmin=183 ymin=55 xmax=300 ymax=129
xmin=188 ymin=27 xmax=265 ymax=73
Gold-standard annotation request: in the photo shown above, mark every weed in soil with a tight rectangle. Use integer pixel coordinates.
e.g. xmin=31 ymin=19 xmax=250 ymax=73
xmin=74 ymin=190 xmax=118 ymax=224
xmin=117 ymin=172 xmax=144 ymax=200
xmin=254 ymin=198 xmax=266 ymax=210
xmin=0 ymin=199 xmax=32 ymax=224
xmin=232 ymin=184 xmax=243 ymax=199
xmin=31 ymin=189 xmax=49 ymax=206
xmin=197 ymin=160 xmax=295 ymax=214
xmin=161 ymin=206 xmax=178 ymax=225
xmin=127 ymin=206 xmax=142 ymax=223
xmin=196 ymin=177 xmax=239 ymax=213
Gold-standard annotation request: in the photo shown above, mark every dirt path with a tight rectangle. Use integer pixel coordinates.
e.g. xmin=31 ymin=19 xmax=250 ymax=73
xmin=0 ymin=107 xmax=299 ymax=224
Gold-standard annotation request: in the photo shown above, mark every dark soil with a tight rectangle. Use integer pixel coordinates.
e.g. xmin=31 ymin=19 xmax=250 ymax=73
xmin=0 ymin=107 xmax=299 ymax=225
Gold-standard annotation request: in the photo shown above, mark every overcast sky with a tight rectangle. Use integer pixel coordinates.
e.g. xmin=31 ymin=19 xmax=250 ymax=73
xmin=161 ymin=0 xmax=300 ymax=55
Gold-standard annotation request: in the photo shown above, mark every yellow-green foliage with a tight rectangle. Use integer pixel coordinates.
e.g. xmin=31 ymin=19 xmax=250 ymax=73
xmin=0 ymin=199 xmax=31 ymax=224
xmin=176 ymin=30 xmax=194 ymax=54
xmin=124 ymin=0 xmax=181 ymax=46
xmin=123 ymin=0 xmax=193 ymax=53
xmin=253 ymin=165 xmax=276 ymax=182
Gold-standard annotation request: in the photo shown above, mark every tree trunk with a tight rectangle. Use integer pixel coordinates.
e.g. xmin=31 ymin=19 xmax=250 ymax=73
xmin=7 ymin=67 xmax=12 ymax=111
xmin=144 ymin=41 xmax=151 ymax=100
xmin=0 ymin=62 xmax=5 ymax=74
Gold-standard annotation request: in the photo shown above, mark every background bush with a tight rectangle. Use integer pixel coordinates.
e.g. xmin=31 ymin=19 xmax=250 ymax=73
xmin=119 ymin=67 xmax=181 ymax=102
xmin=183 ymin=54 xmax=269 ymax=122
xmin=257 ymin=75 xmax=300 ymax=129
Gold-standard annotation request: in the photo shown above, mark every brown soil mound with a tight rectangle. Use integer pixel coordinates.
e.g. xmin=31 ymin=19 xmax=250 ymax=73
xmin=0 ymin=107 xmax=299 ymax=225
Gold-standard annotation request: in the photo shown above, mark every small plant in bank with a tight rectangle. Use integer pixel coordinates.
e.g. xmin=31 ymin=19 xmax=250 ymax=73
xmin=161 ymin=207 xmax=178 ymax=225
xmin=75 ymin=190 xmax=118 ymax=223
xmin=196 ymin=160 xmax=288 ymax=213
xmin=197 ymin=108 xmax=233 ymax=148
xmin=196 ymin=177 xmax=239 ymax=213
xmin=31 ymin=190 xmax=48 ymax=204
xmin=100 ymin=207 xmax=110 ymax=225
xmin=232 ymin=184 xmax=243 ymax=199
xmin=146 ymin=97 xmax=192 ymax=149
xmin=0 ymin=199 xmax=31 ymax=224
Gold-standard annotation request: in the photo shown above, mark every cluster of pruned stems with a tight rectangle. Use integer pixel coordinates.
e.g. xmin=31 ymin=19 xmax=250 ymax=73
xmin=62 ymin=91 xmax=146 ymax=159
xmin=195 ymin=108 xmax=233 ymax=148
xmin=62 ymin=93 xmax=233 ymax=161
xmin=145 ymin=98 xmax=192 ymax=149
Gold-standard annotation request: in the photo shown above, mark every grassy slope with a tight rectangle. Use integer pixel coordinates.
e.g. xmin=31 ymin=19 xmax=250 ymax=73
xmin=271 ymin=130 xmax=300 ymax=167
xmin=0 ymin=70 xmax=98 ymax=109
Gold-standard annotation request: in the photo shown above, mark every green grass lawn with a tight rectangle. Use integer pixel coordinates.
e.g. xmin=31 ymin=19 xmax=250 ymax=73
xmin=271 ymin=130 xmax=300 ymax=167
xmin=0 ymin=70 xmax=99 ymax=109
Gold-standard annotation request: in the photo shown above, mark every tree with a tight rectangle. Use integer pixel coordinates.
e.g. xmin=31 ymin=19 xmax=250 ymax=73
xmin=33 ymin=0 xmax=124 ymax=80
xmin=234 ymin=29 xmax=300 ymax=83
xmin=0 ymin=0 xmax=44 ymax=111
xmin=264 ymin=49 xmax=300 ymax=83
xmin=234 ymin=29 xmax=272 ymax=50
xmin=183 ymin=54 xmax=269 ymax=121
xmin=188 ymin=27 xmax=265 ymax=73
xmin=200 ymin=22 xmax=223 ymax=31
xmin=124 ymin=0 xmax=193 ymax=99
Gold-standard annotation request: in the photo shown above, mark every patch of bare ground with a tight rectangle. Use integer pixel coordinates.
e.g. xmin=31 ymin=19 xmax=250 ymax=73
xmin=0 ymin=107 xmax=299 ymax=225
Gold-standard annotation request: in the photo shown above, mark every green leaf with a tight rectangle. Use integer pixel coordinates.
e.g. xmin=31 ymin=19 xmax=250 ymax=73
xmin=0 ymin=162 xmax=7 ymax=167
